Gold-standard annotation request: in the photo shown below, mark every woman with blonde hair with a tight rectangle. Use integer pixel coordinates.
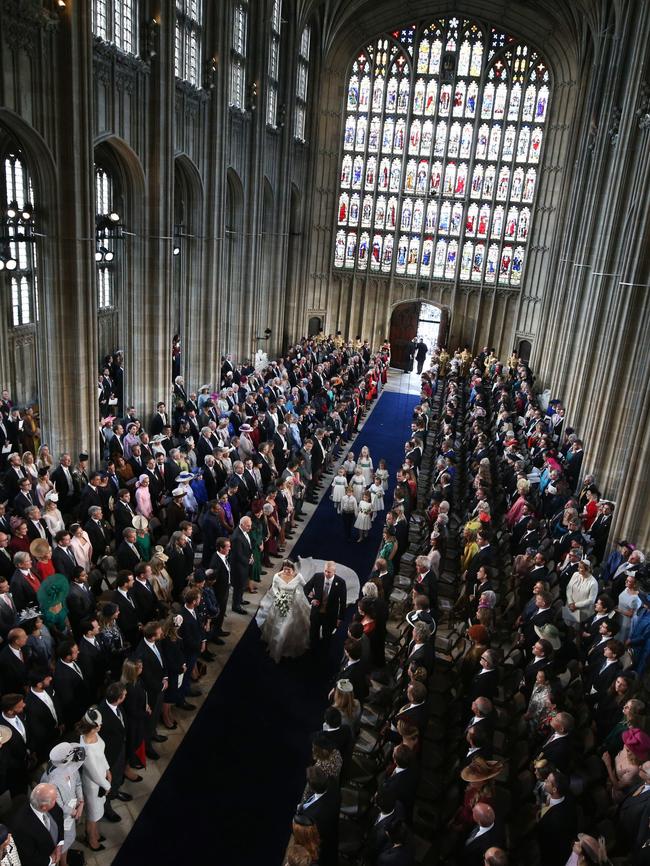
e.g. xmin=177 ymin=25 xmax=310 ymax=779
xmin=149 ymin=546 xmax=174 ymax=606
xmin=36 ymin=444 xmax=54 ymax=472
xmin=120 ymin=658 xmax=148 ymax=773
xmin=21 ymin=451 xmax=38 ymax=482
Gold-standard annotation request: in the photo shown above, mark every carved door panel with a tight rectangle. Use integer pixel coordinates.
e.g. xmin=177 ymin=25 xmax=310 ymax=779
xmin=389 ymin=302 xmax=420 ymax=369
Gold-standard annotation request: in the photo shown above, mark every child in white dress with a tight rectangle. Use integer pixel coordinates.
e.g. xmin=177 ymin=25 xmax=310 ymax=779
xmin=351 ymin=467 xmax=366 ymax=502
xmin=376 ymin=458 xmax=389 ymax=492
xmin=369 ymin=475 xmax=385 ymax=516
xmin=358 ymin=446 xmax=374 ymax=486
xmin=354 ymin=491 xmax=373 ymax=541
xmin=342 ymin=451 xmax=357 ymax=481
xmin=330 ymin=468 xmax=348 ymax=513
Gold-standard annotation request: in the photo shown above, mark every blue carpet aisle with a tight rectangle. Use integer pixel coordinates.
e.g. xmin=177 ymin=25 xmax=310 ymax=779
xmin=112 ymin=390 xmax=419 ymax=866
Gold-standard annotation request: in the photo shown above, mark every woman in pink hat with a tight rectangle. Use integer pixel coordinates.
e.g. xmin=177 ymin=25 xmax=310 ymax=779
xmin=602 ymin=726 xmax=650 ymax=802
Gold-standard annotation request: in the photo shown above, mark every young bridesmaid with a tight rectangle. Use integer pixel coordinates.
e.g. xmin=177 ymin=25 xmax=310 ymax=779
xmin=351 ymin=466 xmax=366 ymax=502
xmin=376 ymin=458 xmax=389 ymax=493
xmin=357 ymin=445 xmax=374 ymax=486
xmin=354 ymin=491 xmax=373 ymax=542
xmin=369 ymin=474 xmax=385 ymax=517
xmin=330 ymin=468 xmax=348 ymax=513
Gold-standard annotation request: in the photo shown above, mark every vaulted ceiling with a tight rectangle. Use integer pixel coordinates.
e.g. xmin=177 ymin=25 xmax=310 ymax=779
xmin=298 ymin=0 xmax=624 ymax=78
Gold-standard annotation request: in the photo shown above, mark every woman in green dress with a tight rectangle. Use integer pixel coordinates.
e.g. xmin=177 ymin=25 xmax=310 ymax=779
xmin=379 ymin=526 xmax=398 ymax=577
xmin=36 ymin=572 xmax=70 ymax=639
xmin=133 ymin=515 xmax=153 ymax=560
xmin=247 ymin=499 xmax=267 ymax=592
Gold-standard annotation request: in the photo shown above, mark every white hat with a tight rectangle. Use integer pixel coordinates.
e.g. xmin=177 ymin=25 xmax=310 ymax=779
xmin=0 ymin=726 xmax=12 ymax=746
xmin=336 ymin=679 xmax=354 ymax=694
xmin=49 ymin=742 xmax=85 ymax=766
xmin=132 ymin=515 xmax=149 ymax=531
xmin=45 ymin=491 xmax=59 ymax=503
xmin=172 ymin=487 xmax=185 ymax=497
xmin=177 ymin=471 xmax=193 ymax=482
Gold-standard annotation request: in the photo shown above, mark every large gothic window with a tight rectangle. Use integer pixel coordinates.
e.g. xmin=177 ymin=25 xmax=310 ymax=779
xmin=175 ymin=0 xmax=203 ymax=88
xmin=1 ymin=151 xmax=37 ymax=327
xmin=294 ymin=26 xmax=311 ymax=141
xmin=333 ymin=19 xmax=550 ymax=286
xmin=230 ymin=2 xmax=249 ymax=109
xmin=95 ymin=166 xmax=117 ymax=310
xmin=92 ymin=0 xmax=138 ymax=55
xmin=266 ymin=0 xmax=282 ymax=127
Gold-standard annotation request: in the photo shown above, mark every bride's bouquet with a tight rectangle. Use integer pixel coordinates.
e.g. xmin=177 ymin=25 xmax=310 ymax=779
xmin=274 ymin=589 xmax=292 ymax=618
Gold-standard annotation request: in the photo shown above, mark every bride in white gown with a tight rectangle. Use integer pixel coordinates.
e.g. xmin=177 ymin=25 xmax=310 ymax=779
xmin=256 ymin=560 xmax=311 ymax=662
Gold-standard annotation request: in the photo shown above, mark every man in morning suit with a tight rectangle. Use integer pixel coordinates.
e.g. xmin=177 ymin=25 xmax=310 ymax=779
xmin=297 ymin=767 xmax=340 ymax=866
xmin=229 ymin=516 xmax=253 ymax=614
xmin=25 ymin=670 xmax=62 ymax=764
xmin=303 ymin=560 xmax=347 ymax=650
xmin=135 ymin=621 xmax=169 ymax=758
xmin=535 ymin=770 xmax=578 ymax=866
xmin=10 ymin=783 xmax=64 ymax=866
xmin=461 ymin=802 xmax=506 ymax=866
xmin=208 ymin=537 xmax=232 ymax=641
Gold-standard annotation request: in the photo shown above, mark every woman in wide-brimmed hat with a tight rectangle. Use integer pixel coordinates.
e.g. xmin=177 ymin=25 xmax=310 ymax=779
xmin=449 ymin=757 xmax=504 ymax=834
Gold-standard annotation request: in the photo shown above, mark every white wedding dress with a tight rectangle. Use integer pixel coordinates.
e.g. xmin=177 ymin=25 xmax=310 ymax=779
xmin=256 ymin=572 xmax=311 ymax=663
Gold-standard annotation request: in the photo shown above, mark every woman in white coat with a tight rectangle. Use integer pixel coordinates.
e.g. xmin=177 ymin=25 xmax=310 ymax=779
xmin=564 ymin=559 xmax=599 ymax=625
xmin=79 ymin=708 xmax=111 ymax=852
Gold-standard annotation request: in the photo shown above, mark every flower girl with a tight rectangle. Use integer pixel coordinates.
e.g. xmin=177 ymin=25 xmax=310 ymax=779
xmin=369 ymin=474 xmax=385 ymax=517
xmin=376 ymin=458 xmax=389 ymax=492
xmin=330 ymin=468 xmax=348 ymax=513
xmin=357 ymin=445 xmax=374 ymax=486
xmin=351 ymin=466 xmax=367 ymax=502
xmin=354 ymin=490 xmax=373 ymax=542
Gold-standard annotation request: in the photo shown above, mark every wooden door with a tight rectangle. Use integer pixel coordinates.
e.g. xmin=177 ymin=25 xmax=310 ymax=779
xmin=389 ymin=302 xmax=420 ymax=370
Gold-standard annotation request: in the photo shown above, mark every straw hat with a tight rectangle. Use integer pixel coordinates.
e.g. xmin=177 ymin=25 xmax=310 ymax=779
xmin=534 ymin=623 xmax=562 ymax=651
xmin=0 ymin=726 xmax=13 ymax=746
xmin=460 ymin=757 xmax=504 ymax=783
xmin=132 ymin=515 xmax=149 ymax=531
xmin=29 ymin=538 xmax=51 ymax=559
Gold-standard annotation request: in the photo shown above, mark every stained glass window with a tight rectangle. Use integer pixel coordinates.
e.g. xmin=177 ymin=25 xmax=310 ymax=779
xmin=2 ymin=152 xmax=37 ymax=327
xmin=333 ymin=19 xmax=550 ymax=287
xmin=176 ymin=0 xmax=203 ymax=88
xmin=92 ymin=0 xmax=138 ymax=55
xmin=267 ymin=0 xmax=282 ymax=127
xmin=230 ymin=2 xmax=248 ymax=108
xmin=294 ymin=25 xmax=311 ymax=141
xmin=95 ymin=166 xmax=115 ymax=310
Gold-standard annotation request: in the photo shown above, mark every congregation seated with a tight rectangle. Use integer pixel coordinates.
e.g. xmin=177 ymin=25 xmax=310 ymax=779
xmin=285 ymin=343 xmax=650 ymax=866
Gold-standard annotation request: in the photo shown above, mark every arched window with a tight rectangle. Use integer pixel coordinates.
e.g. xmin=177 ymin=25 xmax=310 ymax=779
xmin=92 ymin=0 xmax=138 ymax=55
xmin=175 ymin=0 xmax=203 ymax=88
xmin=294 ymin=25 xmax=311 ymax=141
xmin=267 ymin=0 xmax=282 ymax=127
xmin=95 ymin=166 xmax=118 ymax=310
xmin=230 ymin=2 xmax=249 ymax=109
xmin=333 ymin=19 xmax=551 ymax=287
xmin=1 ymin=151 xmax=37 ymax=327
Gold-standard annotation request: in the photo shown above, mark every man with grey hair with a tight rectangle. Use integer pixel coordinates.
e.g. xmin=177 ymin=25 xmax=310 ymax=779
xmin=230 ymin=516 xmax=253 ymax=614
xmin=304 ymin=561 xmax=347 ymax=650
xmin=10 ymin=782 xmax=64 ymax=865
xmin=10 ymin=552 xmax=39 ymax=612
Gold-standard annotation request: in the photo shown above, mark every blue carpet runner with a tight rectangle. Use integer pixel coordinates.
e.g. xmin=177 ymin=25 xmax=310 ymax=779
xmin=112 ymin=390 xmax=418 ymax=866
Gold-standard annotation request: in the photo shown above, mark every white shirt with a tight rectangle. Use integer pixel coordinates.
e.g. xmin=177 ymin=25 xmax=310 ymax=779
xmin=30 ymin=688 xmax=58 ymax=721
xmin=472 ymin=821 xmax=494 ymax=840
xmin=217 ymin=552 xmax=230 ymax=570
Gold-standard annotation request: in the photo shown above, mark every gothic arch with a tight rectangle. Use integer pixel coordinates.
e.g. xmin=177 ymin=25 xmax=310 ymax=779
xmin=224 ymin=168 xmax=245 ymax=355
xmin=173 ymin=154 xmax=205 ymax=372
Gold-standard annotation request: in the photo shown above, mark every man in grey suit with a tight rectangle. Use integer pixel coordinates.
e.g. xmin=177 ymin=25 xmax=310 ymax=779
xmin=229 ymin=516 xmax=253 ymax=615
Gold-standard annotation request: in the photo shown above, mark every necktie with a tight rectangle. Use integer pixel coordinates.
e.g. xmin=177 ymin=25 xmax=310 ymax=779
xmin=72 ymin=662 xmax=83 ymax=678
xmin=116 ymin=707 xmax=124 ymax=724
xmin=466 ymin=826 xmax=480 ymax=844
